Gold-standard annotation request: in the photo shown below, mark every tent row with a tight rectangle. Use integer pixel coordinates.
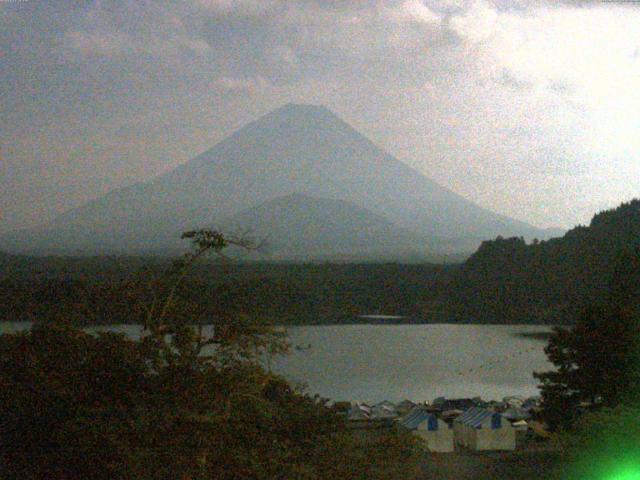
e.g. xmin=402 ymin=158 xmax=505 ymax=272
xmin=399 ymin=407 xmax=516 ymax=453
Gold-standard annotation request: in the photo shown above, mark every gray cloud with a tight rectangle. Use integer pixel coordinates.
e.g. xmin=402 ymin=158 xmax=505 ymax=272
xmin=1 ymin=0 xmax=639 ymax=232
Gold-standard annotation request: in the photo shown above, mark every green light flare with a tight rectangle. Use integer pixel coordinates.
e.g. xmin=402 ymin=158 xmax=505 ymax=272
xmin=606 ymin=464 xmax=640 ymax=480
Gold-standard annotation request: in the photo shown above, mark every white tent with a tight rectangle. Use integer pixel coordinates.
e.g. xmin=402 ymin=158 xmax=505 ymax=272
xmin=503 ymin=396 xmax=525 ymax=408
xmin=399 ymin=408 xmax=454 ymax=453
xmin=453 ymin=407 xmax=515 ymax=451
xmin=512 ymin=419 xmax=528 ymax=431
xmin=347 ymin=404 xmax=370 ymax=421
xmin=376 ymin=400 xmax=396 ymax=410
xmin=370 ymin=404 xmax=398 ymax=420
xmin=502 ymin=406 xmax=531 ymax=422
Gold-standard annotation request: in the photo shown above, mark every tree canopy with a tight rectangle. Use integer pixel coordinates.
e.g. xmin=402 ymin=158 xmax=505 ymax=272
xmin=0 ymin=231 xmax=420 ymax=479
xmin=534 ymin=246 xmax=640 ymax=431
xmin=446 ymin=200 xmax=640 ymax=324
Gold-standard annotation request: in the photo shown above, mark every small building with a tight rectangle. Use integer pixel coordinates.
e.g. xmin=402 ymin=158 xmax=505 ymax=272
xmin=522 ymin=396 xmax=541 ymax=411
xmin=432 ymin=397 xmax=478 ymax=412
xmin=396 ymin=399 xmax=416 ymax=416
xmin=347 ymin=404 xmax=370 ymax=421
xmin=528 ymin=420 xmax=551 ymax=439
xmin=440 ymin=409 xmax=464 ymax=423
xmin=332 ymin=401 xmax=352 ymax=415
xmin=512 ymin=419 xmax=528 ymax=431
xmin=399 ymin=408 xmax=454 ymax=453
xmin=453 ymin=407 xmax=515 ymax=451
xmin=485 ymin=400 xmax=507 ymax=412
xmin=503 ymin=396 xmax=525 ymax=408
xmin=502 ymin=406 xmax=531 ymax=422
xmin=370 ymin=403 xmax=398 ymax=420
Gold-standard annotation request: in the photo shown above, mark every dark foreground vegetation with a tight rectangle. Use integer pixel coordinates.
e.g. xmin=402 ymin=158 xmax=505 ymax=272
xmin=0 ymin=231 xmax=421 ymax=480
xmin=0 ymin=324 xmax=422 ymax=480
xmin=530 ymin=232 xmax=640 ymax=479
xmin=1 ymin=200 xmax=639 ymax=326
xmin=1 ymin=201 xmax=639 ymax=479
xmin=418 ymin=449 xmax=562 ymax=480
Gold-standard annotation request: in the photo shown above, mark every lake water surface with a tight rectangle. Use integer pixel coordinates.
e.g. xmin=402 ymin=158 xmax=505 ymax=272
xmin=0 ymin=322 xmax=554 ymax=403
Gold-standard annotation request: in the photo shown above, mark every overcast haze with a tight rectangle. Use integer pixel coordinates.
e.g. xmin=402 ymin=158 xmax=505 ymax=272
xmin=2 ymin=0 xmax=639 ymax=233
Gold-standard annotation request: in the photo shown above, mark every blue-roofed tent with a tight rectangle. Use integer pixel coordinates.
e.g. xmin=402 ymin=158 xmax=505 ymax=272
xmin=453 ymin=407 xmax=515 ymax=451
xmin=400 ymin=408 xmax=433 ymax=430
xmin=399 ymin=408 xmax=454 ymax=453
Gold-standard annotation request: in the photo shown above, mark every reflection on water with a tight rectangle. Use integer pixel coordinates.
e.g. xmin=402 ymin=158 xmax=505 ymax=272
xmin=273 ymin=324 xmax=554 ymax=403
xmin=0 ymin=322 xmax=554 ymax=403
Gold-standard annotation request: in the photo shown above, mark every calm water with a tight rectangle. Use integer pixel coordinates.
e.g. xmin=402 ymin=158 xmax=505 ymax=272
xmin=0 ymin=322 xmax=553 ymax=403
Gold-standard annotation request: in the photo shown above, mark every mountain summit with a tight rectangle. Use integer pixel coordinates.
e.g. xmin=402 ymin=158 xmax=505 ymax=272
xmin=1 ymin=104 xmax=556 ymax=256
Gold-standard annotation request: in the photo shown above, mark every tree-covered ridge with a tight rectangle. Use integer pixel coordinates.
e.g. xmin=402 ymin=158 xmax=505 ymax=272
xmin=1 ymin=199 xmax=638 ymax=326
xmin=0 ymin=260 xmax=449 ymax=325
xmin=442 ymin=199 xmax=640 ymax=324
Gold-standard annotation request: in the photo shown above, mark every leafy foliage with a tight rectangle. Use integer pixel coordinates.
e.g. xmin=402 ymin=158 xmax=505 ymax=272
xmin=534 ymin=305 xmax=640 ymax=431
xmin=0 ymin=231 xmax=420 ymax=479
xmin=534 ymin=245 xmax=640 ymax=431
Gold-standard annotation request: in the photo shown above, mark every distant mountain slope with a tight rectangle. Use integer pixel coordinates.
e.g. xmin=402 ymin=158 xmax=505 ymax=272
xmin=219 ymin=193 xmax=434 ymax=259
xmin=1 ymin=103 xmax=555 ymax=255
xmin=439 ymin=199 xmax=640 ymax=324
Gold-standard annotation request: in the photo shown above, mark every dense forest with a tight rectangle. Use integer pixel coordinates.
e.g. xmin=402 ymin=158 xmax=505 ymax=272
xmin=1 ymin=200 xmax=638 ymax=326
xmin=0 ymin=257 xmax=451 ymax=325
xmin=443 ymin=199 xmax=640 ymax=324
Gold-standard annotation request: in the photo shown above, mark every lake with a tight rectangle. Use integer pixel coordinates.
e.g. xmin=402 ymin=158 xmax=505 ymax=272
xmin=0 ymin=322 xmax=554 ymax=403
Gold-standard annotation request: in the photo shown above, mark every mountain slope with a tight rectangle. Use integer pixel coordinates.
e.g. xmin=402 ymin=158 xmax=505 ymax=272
xmin=1 ymin=103 xmax=555 ymax=255
xmin=219 ymin=193 xmax=433 ymax=259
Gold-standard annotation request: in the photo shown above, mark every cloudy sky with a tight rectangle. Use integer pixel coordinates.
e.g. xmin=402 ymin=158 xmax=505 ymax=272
xmin=2 ymin=0 xmax=639 ymax=232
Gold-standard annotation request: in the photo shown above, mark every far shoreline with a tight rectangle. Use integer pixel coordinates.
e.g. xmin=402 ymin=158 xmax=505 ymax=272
xmin=0 ymin=319 xmax=560 ymax=332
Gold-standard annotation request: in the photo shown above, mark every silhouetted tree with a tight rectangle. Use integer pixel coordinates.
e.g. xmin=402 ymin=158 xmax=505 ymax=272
xmin=534 ymin=246 xmax=640 ymax=431
xmin=0 ymin=230 xmax=420 ymax=479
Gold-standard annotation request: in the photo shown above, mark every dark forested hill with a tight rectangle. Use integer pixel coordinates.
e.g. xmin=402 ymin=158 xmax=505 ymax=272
xmin=1 ymin=200 xmax=638 ymax=326
xmin=0 ymin=257 xmax=450 ymax=325
xmin=439 ymin=200 xmax=640 ymax=324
